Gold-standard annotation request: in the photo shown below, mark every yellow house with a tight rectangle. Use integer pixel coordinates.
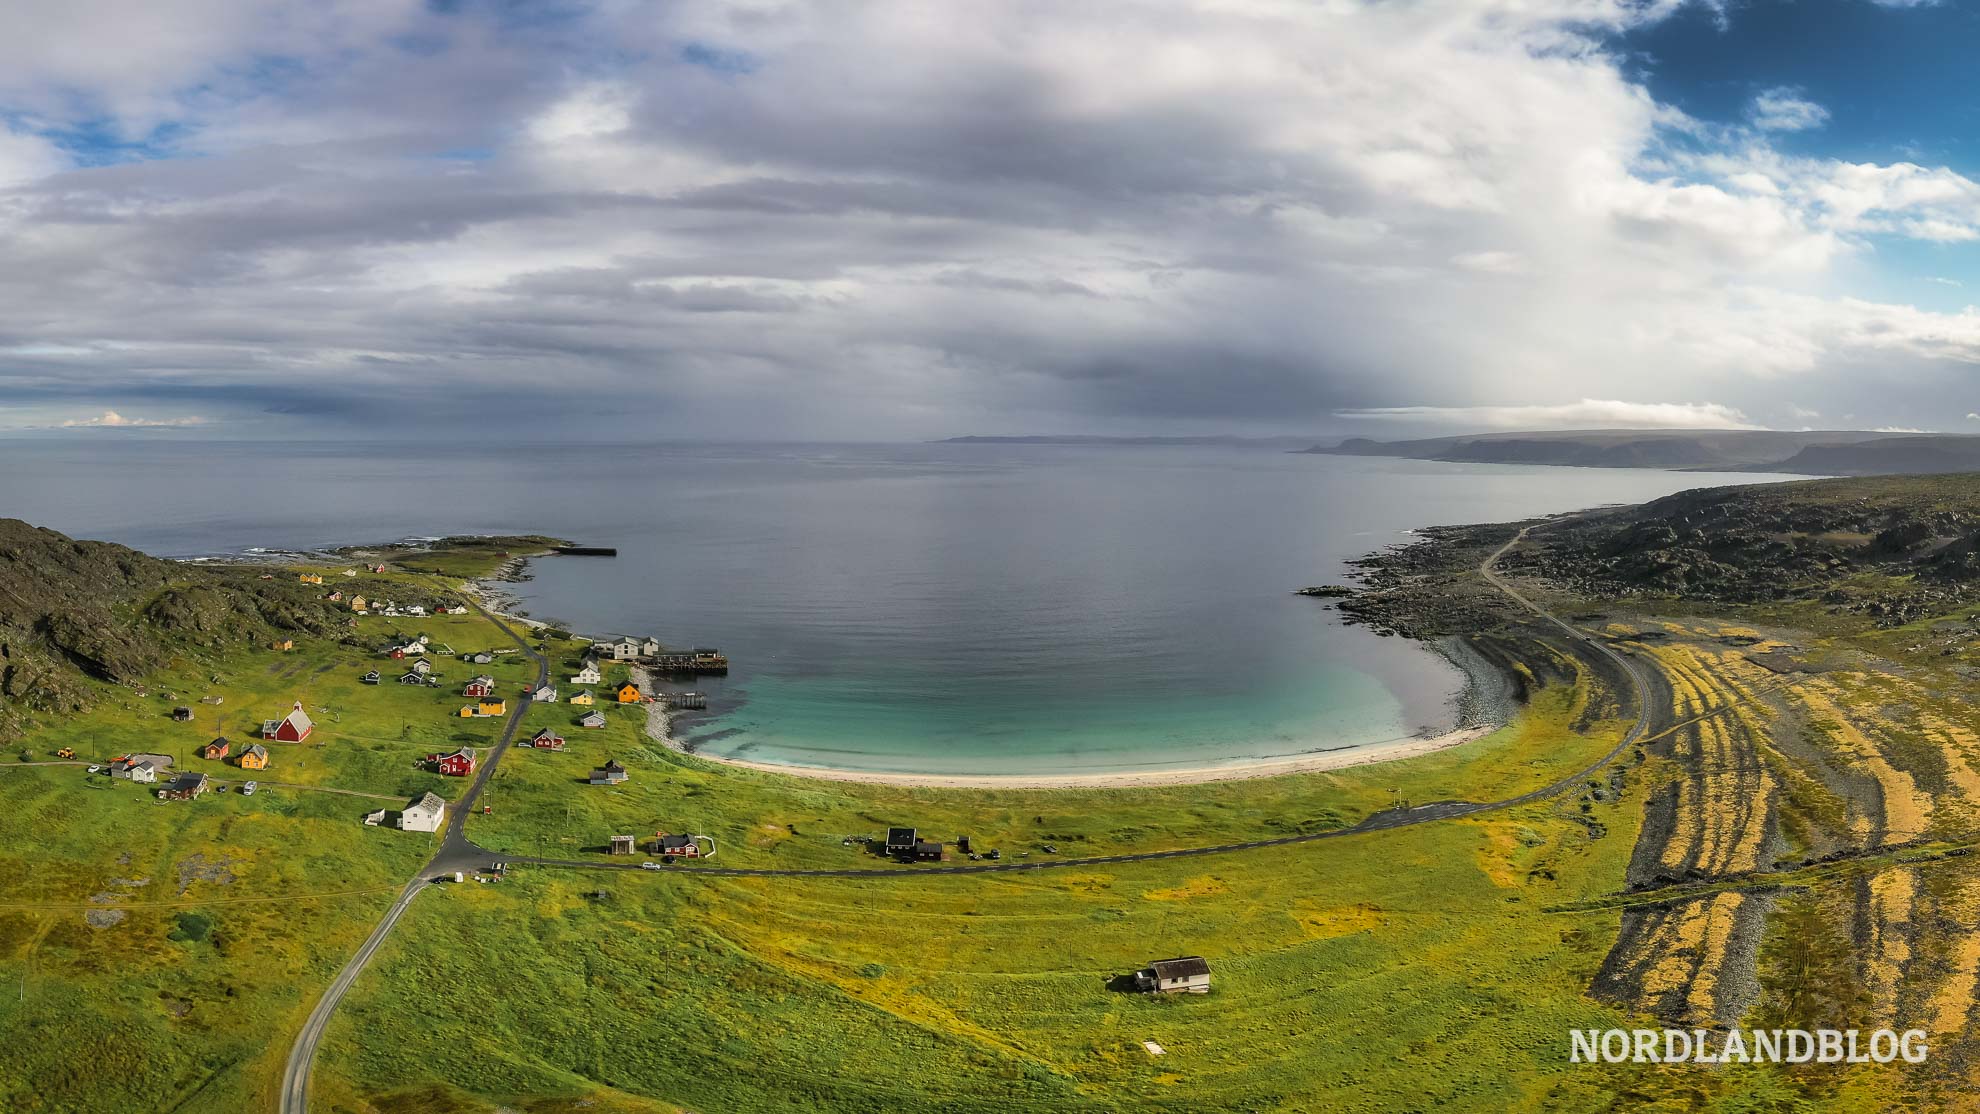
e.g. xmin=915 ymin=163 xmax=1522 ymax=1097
xmin=237 ymin=744 xmax=269 ymax=770
xmin=271 ymin=639 xmax=294 ymax=652
xmin=460 ymin=699 xmax=508 ymax=718
xmin=350 ymin=595 xmax=368 ymax=611
xmin=569 ymin=691 xmax=595 ymax=706
xmin=616 ymin=682 xmax=643 ymax=704
xmin=298 ymin=573 xmax=323 ymax=585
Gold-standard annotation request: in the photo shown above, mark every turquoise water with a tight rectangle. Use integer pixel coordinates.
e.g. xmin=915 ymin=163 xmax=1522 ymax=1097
xmin=0 ymin=439 xmax=1794 ymax=776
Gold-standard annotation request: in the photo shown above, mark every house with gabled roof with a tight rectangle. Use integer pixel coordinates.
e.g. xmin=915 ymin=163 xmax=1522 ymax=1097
xmin=399 ymin=792 xmax=446 ymax=832
xmin=653 ymin=833 xmax=701 ymax=858
xmin=237 ymin=744 xmax=269 ymax=770
xmin=571 ymin=662 xmax=602 ymax=685
xmin=1135 ymin=956 xmax=1211 ymax=994
xmin=578 ymin=710 xmax=607 ymax=729
xmin=429 ymin=747 xmax=476 ymax=776
xmin=569 ymin=690 xmax=595 ymax=705
xmin=262 ymin=701 xmax=314 ymax=742
xmin=529 ymin=728 xmax=566 ymax=751
xmin=589 ymin=758 xmax=628 ymax=785
xmin=201 ymin=737 xmax=230 ymax=761
xmin=159 ymin=772 xmax=211 ymax=801
xmin=112 ymin=753 xmax=174 ymax=783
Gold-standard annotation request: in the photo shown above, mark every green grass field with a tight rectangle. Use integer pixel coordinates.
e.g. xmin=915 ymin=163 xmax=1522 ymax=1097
xmin=2 ymin=555 xmax=1938 ymax=1113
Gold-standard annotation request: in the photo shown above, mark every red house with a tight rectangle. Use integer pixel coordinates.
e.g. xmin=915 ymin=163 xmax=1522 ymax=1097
xmin=261 ymin=702 xmax=314 ymax=742
xmin=463 ymin=677 xmax=496 ymax=698
xmin=528 ymin=729 xmax=565 ymax=751
xmin=430 ymin=746 xmax=476 ymax=777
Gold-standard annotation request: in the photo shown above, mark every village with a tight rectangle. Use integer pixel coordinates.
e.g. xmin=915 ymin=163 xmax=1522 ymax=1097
xmin=67 ymin=565 xmax=734 ymax=876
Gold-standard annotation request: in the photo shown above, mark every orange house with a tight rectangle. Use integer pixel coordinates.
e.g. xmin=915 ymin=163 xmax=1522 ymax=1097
xmin=237 ymin=744 xmax=269 ymax=770
xmin=201 ymin=738 xmax=230 ymax=761
xmin=616 ymin=681 xmax=643 ymax=704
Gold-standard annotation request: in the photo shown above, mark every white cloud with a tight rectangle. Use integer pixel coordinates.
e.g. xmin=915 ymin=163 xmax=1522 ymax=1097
xmin=59 ymin=410 xmax=205 ymax=428
xmin=1749 ymin=88 xmax=1830 ymax=133
xmin=1332 ymin=400 xmax=1759 ymax=430
xmin=0 ymin=1 xmax=1973 ymax=436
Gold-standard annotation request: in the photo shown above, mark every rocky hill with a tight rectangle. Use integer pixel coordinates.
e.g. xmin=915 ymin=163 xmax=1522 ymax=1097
xmin=0 ymin=519 xmax=350 ymax=731
xmin=1497 ymin=474 xmax=1980 ymax=624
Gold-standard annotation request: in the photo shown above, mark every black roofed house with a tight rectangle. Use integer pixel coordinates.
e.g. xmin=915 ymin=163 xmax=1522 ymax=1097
xmin=1135 ymin=956 xmax=1212 ymax=994
xmin=399 ymin=671 xmax=430 ymax=686
xmin=172 ymin=707 xmax=194 ymax=722
xmin=158 ymin=772 xmax=211 ymax=801
xmin=913 ymin=840 xmax=945 ymax=862
xmin=655 ymin=833 xmax=700 ymax=858
xmin=885 ymin=827 xmax=917 ymax=856
xmin=361 ymin=671 xmax=381 ymax=685
xmin=589 ymin=758 xmax=628 ymax=785
xmin=578 ymin=710 xmax=607 ymax=729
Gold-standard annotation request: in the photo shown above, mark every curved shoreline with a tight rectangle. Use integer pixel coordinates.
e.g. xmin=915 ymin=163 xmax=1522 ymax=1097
xmin=632 ymin=665 xmax=1497 ymax=789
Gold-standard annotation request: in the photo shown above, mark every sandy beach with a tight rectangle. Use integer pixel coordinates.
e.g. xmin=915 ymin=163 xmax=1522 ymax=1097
xmin=628 ymin=662 xmax=1494 ymax=788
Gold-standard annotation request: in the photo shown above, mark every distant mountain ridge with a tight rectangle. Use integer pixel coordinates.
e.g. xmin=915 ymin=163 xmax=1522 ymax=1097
xmin=1305 ymin=429 xmax=1980 ymax=475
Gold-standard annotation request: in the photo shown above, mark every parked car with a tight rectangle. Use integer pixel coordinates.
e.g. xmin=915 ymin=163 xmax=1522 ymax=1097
xmin=241 ymin=781 xmax=257 ymax=796
xmin=640 ymin=861 xmax=663 ymax=871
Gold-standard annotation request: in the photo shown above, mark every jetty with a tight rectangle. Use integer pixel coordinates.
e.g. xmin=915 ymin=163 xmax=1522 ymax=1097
xmin=650 ymin=648 xmax=729 ymax=675
xmin=551 ymin=545 xmax=618 ymax=557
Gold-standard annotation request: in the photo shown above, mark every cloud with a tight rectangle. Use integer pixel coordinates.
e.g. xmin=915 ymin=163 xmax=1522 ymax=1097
xmin=0 ymin=1 xmax=1971 ymax=438
xmin=1749 ymin=88 xmax=1830 ymax=133
xmin=58 ymin=410 xmax=205 ymax=428
xmin=1333 ymin=400 xmax=1759 ymax=430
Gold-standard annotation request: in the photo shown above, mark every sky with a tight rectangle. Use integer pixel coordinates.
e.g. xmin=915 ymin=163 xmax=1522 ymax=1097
xmin=6 ymin=0 xmax=1980 ymax=440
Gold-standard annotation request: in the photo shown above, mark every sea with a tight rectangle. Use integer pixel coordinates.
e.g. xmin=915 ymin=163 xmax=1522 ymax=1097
xmin=0 ymin=438 xmax=1794 ymax=776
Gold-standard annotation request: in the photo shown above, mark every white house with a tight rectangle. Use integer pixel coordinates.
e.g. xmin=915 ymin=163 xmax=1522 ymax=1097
xmin=114 ymin=753 xmax=173 ymax=783
xmin=398 ymin=792 xmax=446 ymax=833
xmin=532 ymin=684 xmax=558 ymax=703
xmin=639 ymin=637 xmax=662 ymax=656
xmin=571 ymin=662 xmax=602 ymax=685
xmin=1135 ymin=956 xmax=1212 ymax=994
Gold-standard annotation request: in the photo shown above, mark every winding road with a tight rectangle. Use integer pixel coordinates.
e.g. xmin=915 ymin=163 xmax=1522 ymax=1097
xmin=278 ymin=524 xmax=1659 ymax=1109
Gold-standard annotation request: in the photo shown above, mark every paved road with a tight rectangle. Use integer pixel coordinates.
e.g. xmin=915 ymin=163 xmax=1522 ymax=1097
xmin=498 ymin=524 xmax=1662 ymax=880
xmin=278 ymin=588 xmax=548 ymax=1114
